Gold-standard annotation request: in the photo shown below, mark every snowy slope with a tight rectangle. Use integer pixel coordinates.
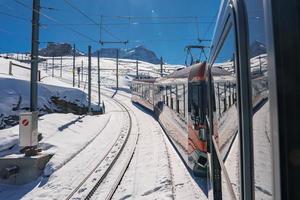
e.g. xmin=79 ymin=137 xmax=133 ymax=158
xmin=0 ymin=56 xmax=101 ymax=129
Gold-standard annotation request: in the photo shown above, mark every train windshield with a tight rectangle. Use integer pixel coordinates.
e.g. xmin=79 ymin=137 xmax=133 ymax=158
xmin=189 ymin=82 xmax=206 ymax=127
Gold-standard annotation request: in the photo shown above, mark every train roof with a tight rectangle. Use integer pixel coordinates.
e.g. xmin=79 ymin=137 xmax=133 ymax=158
xmin=188 ymin=62 xmax=207 ymax=82
xmin=132 ymin=78 xmax=156 ymax=84
xmin=166 ymin=67 xmax=191 ymax=78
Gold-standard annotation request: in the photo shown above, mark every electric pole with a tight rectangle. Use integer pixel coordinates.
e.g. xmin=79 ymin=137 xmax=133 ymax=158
xmin=77 ymin=67 xmax=80 ymax=88
xmin=97 ymin=50 xmax=101 ymax=106
xmin=30 ymin=0 xmax=40 ymax=112
xmin=136 ymin=60 xmax=139 ymax=78
xmin=116 ymin=49 xmax=119 ymax=90
xmin=52 ymin=56 xmax=54 ymax=77
xmin=60 ymin=56 xmax=62 ymax=77
xmin=160 ymin=56 xmax=163 ymax=77
xmin=88 ymin=46 xmax=92 ymax=113
xmin=81 ymin=60 xmax=83 ymax=81
xmin=73 ymin=44 xmax=76 ymax=87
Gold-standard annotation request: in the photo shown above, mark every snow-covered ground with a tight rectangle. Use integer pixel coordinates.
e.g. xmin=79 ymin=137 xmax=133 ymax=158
xmin=0 ymin=54 xmax=205 ymax=199
xmin=111 ymin=94 xmax=206 ymax=200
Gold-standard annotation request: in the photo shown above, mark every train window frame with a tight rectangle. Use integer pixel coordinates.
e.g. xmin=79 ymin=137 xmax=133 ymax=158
xmin=207 ymin=0 xmax=253 ymax=199
xmin=189 ymin=81 xmax=206 ymax=127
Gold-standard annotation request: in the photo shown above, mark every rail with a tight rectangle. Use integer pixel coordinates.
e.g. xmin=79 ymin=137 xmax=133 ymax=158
xmin=65 ymin=90 xmax=136 ymax=200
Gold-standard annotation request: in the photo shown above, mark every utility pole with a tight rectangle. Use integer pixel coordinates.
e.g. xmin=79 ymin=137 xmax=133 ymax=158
xmin=19 ymin=0 xmax=41 ymax=156
xmin=73 ymin=44 xmax=76 ymax=87
xmin=116 ymin=49 xmax=119 ymax=90
xmin=88 ymin=46 xmax=92 ymax=113
xmin=52 ymin=56 xmax=54 ymax=77
xmin=60 ymin=56 xmax=62 ymax=77
xmin=45 ymin=59 xmax=48 ymax=73
xmin=81 ymin=60 xmax=83 ymax=82
xmin=77 ymin=67 xmax=80 ymax=88
xmin=97 ymin=50 xmax=101 ymax=106
xmin=136 ymin=60 xmax=139 ymax=78
xmin=30 ymin=0 xmax=40 ymax=112
xmin=160 ymin=56 xmax=163 ymax=77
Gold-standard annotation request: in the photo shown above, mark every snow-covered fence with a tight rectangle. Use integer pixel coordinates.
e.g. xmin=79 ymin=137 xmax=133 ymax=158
xmin=9 ymin=61 xmax=41 ymax=81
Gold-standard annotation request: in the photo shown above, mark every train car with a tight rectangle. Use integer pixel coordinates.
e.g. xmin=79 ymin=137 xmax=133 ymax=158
xmin=133 ymin=0 xmax=300 ymax=198
xmin=132 ymin=62 xmax=211 ymax=176
xmin=131 ymin=78 xmax=156 ymax=111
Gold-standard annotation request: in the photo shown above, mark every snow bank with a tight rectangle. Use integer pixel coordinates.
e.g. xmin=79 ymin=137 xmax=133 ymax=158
xmin=0 ymin=112 xmax=110 ymax=176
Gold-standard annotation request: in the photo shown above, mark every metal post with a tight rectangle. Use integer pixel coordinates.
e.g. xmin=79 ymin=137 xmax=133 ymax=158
xmin=73 ymin=44 xmax=75 ymax=87
xmin=81 ymin=60 xmax=83 ymax=82
xmin=160 ymin=56 xmax=163 ymax=77
xmin=136 ymin=59 xmax=139 ymax=78
xmin=97 ymin=50 xmax=101 ymax=105
xmin=60 ymin=56 xmax=62 ymax=77
xmin=183 ymin=84 xmax=186 ymax=117
xmin=9 ymin=61 xmax=12 ymax=75
xmin=52 ymin=56 xmax=54 ymax=77
xmin=88 ymin=46 xmax=92 ymax=113
xmin=30 ymin=0 xmax=40 ymax=112
xmin=116 ymin=49 xmax=119 ymax=90
xmin=176 ymin=85 xmax=179 ymax=113
xmin=38 ymin=70 xmax=41 ymax=82
xmin=77 ymin=67 xmax=80 ymax=88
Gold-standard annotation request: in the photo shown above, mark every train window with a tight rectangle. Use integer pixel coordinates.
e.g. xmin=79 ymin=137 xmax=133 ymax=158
xmin=170 ymin=86 xmax=173 ymax=110
xmin=245 ymin=0 xmax=273 ymax=198
xmin=178 ymin=84 xmax=186 ymax=117
xmin=211 ymin=27 xmax=240 ymax=198
xmin=175 ymin=85 xmax=180 ymax=113
xmin=189 ymin=83 xmax=206 ymax=126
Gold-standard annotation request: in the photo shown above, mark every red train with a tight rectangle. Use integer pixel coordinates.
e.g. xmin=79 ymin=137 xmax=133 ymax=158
xmin=131 ymin=62 xmax=212 ymax=176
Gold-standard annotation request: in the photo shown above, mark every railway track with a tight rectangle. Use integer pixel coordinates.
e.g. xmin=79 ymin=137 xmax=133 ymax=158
xmin=58 ymin=82 xmax=138 ymax=200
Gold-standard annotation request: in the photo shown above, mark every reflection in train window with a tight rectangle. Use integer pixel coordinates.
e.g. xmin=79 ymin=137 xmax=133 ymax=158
xmin=211 ymin=27 xmax=240 ymax=199
xmin=245 ymin=0 xmax=272 ymax=198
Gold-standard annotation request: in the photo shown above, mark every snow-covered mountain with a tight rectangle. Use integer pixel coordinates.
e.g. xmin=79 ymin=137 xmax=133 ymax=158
xmin=250 ymin=40 xmax=266 ymax=58
xmin=93 ymin=45 xmax=161 ymax=64
xmin=39 ymin=43 xmax=161 ymax=64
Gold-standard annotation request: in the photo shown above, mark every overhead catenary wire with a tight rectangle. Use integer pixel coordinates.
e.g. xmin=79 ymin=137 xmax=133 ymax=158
xmin=13 ymin=0 xmax=99 ymax=44
xmin=63 ymin=0 xmax=122 ymax=42
xmin=42 ymin=21 xmax=216 ymax=26
xmin=101 ymin=15 xmax=216 ymax=20
xmin=0 ymin=11 xmax=31 ymax=22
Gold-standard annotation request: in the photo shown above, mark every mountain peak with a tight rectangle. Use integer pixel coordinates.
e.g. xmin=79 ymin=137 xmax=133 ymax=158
xmin=95 ymin=46 xmax=161 ymax=64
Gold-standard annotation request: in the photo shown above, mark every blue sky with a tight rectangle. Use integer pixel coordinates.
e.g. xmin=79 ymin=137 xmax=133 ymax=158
xmin=0 ymin=0 xmax=220 ymax=64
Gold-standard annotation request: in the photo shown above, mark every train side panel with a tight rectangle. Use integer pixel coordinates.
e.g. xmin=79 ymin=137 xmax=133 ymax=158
xmin=131 ymin=80 xmax=155 ymax=111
